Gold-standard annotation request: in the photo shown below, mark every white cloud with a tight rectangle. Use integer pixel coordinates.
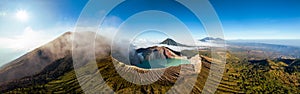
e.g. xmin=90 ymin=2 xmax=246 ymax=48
xmin=0 ymin=27 xmax=54 ymax=52
xmin=75 ymin=15 xmax=122 ymax=37
xmin=0 ymin=12 xmax=6 ymax=17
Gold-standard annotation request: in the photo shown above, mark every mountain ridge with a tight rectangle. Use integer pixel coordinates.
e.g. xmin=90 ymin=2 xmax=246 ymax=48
xmin=199 ymin=37 xmax=224 ymax=42
xmin=0 ymin=32 xmax=73 ymax=83
xmin=159 ymin=38 xmax=188 ymax=46
xmin=0 ymin=31 xmax=111 ymax=83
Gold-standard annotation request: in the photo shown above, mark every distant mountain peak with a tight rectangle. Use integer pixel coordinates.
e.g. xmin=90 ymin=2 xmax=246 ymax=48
xmin=161 ymin=38 xmax=176 ymax=43
xmin=160 ymin=38 xmax=186 ymax=46
xmin=199 ymin=37 xmax=224 ymax=42
xmin=165 ymin=38 xmax=173 ymax=40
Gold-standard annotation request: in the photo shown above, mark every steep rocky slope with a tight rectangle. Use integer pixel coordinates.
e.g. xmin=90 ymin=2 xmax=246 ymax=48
xmin=0 ymin=31 xmax=110 ymax=84
xmin=0 ymin=32 xmax=73 ymax=83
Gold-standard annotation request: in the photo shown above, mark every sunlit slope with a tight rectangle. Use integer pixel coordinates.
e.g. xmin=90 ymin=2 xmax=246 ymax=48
xmin=0 ymin=32 xmax=72 ymax=83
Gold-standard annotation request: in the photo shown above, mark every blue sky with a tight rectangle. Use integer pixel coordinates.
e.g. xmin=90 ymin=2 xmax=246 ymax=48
xmin=210 ymin=0 xmax=300 ymax=39
xmin=0 ymin=0 xmax=88 ymax=65
xmin=0 ymin=0 xmax=300 ymax=65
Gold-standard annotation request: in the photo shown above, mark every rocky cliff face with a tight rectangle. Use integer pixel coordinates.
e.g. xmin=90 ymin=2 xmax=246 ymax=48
xmin=128 ymin=46 xmax=202 ymax=70
xmin=136 ymin=46 xmax=184 ymax=60
xmin=130 ymin=46 xmax=187 ymax=66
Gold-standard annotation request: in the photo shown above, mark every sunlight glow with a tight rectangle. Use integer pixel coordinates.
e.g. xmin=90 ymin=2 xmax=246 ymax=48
xmin=16 ymin=10 xmax=28 ymax=22
xmin=0 ymin=27 xmax=52 ymax=52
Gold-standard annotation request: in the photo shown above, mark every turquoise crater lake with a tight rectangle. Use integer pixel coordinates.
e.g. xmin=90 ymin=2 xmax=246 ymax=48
xmin=136 ymin=59 xmax=191 ymax=69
